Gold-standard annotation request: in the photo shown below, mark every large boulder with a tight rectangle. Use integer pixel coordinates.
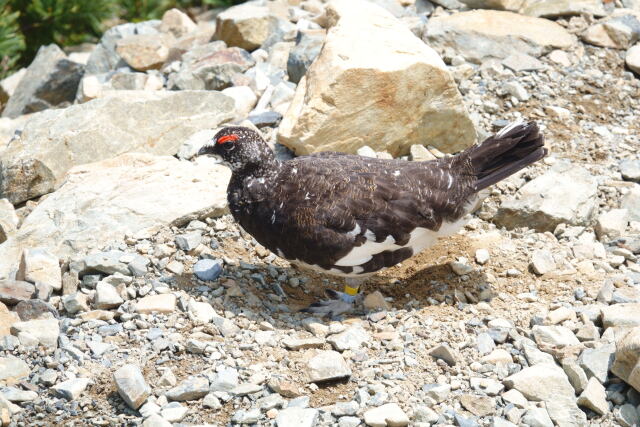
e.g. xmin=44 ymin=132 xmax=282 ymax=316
xmin=611 ymin=327 xmax=640 ymax=392
xmin=493 ymin=161 xmax=599 ymax=232
xmin=278 ymin=0 xmax=475 ymax=157
xmin=2 ymin=45 xmax=84 ymax=119
xmin=0 ymin=153 xmax=230 ymax=279
xmin=582 ymin=14 xmax=640 ymax=50
xmin=520 ymin=0 xmax=607 ymax=18
xmin=424 ymin=10 xmax=575 ymax=64
xmin=0 ymin=90 xmax=234 ymax=205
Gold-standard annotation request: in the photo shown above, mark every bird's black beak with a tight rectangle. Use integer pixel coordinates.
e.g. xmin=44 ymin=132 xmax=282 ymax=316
xmin=197 ymin=143 xmax=215 ymax=157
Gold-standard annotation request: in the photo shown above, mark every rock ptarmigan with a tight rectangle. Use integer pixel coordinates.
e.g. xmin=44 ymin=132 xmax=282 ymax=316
xmin=198 ymin=121 xmax=546 ymax=316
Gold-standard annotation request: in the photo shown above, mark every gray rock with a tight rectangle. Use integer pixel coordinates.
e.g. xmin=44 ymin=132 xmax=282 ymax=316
xmin=430 ymin=343 xmax=457 ymax=365
xmin=422 ymin=383 xmax=451 ymax=402
xmin=522 ymin=0 xmax=606 ymax=18
xmin=62 ymin=293 xmax=89 ymax=314
xmin=477 ymin=332 xmax=496 ymax=355
xmin=15 ymin=299 xmax=57 ymax=321
xmin=209 ymin=367 xmax=239 ymax=392
xmin=306 ymin=350 xmax=352 ymax=383
xmin=562 ymin=359 xmax=589 ymax=394
xmin=232 ymin=408 xmax=261 ymax=424
xmin=532 ymin=325 xmax=580 ymax=347
xmin=2 ymin=44 xmax=84 ymax=119
xmin=582 ymin=15 xmax=640 ymax=50
xmin=611 ymin=327 xmax=640 ymax=392
xmin=578 ymin=344 xmax=615 ymax=383
xmin=94 ymin=282 xmax=124 ymax=309
xmin=0 ymin=280 xmax=34 ymax=305
xmin=577 ymin=377 xmax=609 ymax=415
xmin=0 ymin=90 xmax=234 ymax=205
xmin=175 ymin=231 xmax=202 ymax=251
xmin=160 ymin=401 xmax=188 ymax=422
xmin=230 ymin=383 xmax=262 ymax=396
xmin=52 ymin=378 xmax=90 ymax=400
xmin=504 ymin=364 xmax=587 ymax=426
xmin=276 ymin=407 xmax=319 ymax=427
xmin=338 ymin=416 xmax=362 ymax=427
xmin=287 ymin=30 xmax=325 ymax=84
xmin=503 ymin=81 xmax=529 ymax=101
xmin=202 ymin=393 xmax=222 ymax=409
xmin=10 ymin=318 xmax=59 ymax=348
xmin=84 ymin=251 xmax=128 ymax=276
xmin=193 ymin=259 xmax=223 ymax=281
xmin=327 ymin=326 xmax=370 ymax=351
xmin=212 ymin=315 xmax=239 ymax=337
xmin=166 ymin=376 xmax=209 ymax=401
xmin=494 ymin=161 xmax=598 ymax=232
xmin=602 ymin=304 xmax=640 ymax=328
xmin=615 ymin=403 xmax=640 ymax=427
xmin=113 ymin=364 xmax=150 ymax=410
xmin=502 ymin=52 xmax=544 ymax=72
xmin=521 ymin=407 xmax=554 ymax=427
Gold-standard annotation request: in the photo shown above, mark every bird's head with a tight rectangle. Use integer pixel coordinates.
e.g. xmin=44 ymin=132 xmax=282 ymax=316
xmin=198 ymin=126 xmax=273 ymax=172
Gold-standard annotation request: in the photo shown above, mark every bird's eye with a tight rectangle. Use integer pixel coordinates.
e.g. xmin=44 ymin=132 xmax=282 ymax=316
xmin=217 ymin=134 xmax=239 ymax=145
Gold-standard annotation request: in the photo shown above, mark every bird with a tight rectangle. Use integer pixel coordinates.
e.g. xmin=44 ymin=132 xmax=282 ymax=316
xmin=198 ymin=121 xmax=546 ymax=317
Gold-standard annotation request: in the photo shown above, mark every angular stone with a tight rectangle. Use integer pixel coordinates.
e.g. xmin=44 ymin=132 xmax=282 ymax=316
xmin=160 ymin=8 xmax=197 ymax=38
xmin=602 ymin=304 xmax=640 ymax=328
xmin=287 ymin=30 xmax=325 ymax=84
xmin=424 ymin=10 xmax=575 ymax=64
xmin=187 ymin=299 xmax=215 ymax=324
xmin=221 ymin=86 xmax=258 ymax=119
xmin=611 ymin=327 xmax=640 ymax=392
xmin=562 ymin=359 xmax=589 ymax=394
xmin=0 ymin=357 xmax=30 ymax=384
xmin=0 ymin=154 xmax=231 ymax=279
xmin=532 ymin=325 xmax=580 ymax=347
xmin=116 ymin=34 xmax=172 ymax=71
xmin=494 ymin=161 xmax=598 ymax=232
xmin=530 ymin=250 xmax=556 ymax=275
xmin=521 ymin=0 xmax=606 ymax=18
xmin=175 ymin=231 xmax=202 ymax=251
xmin=142 ymin=414 xmax=172 ymax=427
xmin=114 ymin=364 xmax=150 ymax=409
xmin=53 ymin=378 xmax=90 ymax=400
xmin=0 ymin=280 xmax=34 ymax=305
xmin=135 ymin=294 xmax=176 ymax=314
xmin=504 ymin=364 xmax=587 ymax=426
xmin=15 ymin=299 xmax=57 ymax=321
xmin=459 ymin=394 xmax=495 ymax=416
xmin=578 ymin=344 xmax=615 ymax=383
xmin=275 ymin=407 xmax=319 ymax=427
xmin=615 ymin=403 xmax=640 ymax=427
xmin=430 ymin=343 xmax=457 ymax=365
xmin=10 ymin=318 xmax=59 ymax=348
xmin=0 ymin=199 xmax=18 ymax=244
xmin=422 ymin=383 xmax=451 ymax=402
xmin=627 ymin=43 xmax=640 ymax=74
xmin=595 ymin=209 xmax=629 ymax=240
xmin=577 ymin=377 xmax=609 ymax=415
xmin=582 ymin=14 xmax=640 ymax=50
xmin=62 ymin=293 xmax=89 ymax=314
xmin=16 ymin=248 xmax=61 ymax=291
xmin=521 ymin=407 xmax=554 ymax=427
xmin=193 ymin=259 xmax=223 ymax=282
xmin=209 ymin=367 xmax=239 ymax=392
xmin=363 ymin=402 xmax=410 ymax=426
xmin=160 ymin=401 xmax=188 ymax=422
xmin=327 ymin=326 xmax=370 ymax=351
xmin=278 ymin=0 xmax=475 ymax=157
xmin=166 ymin=376 xmax=209 ymax=401
xmin=0 ymin=90 xmax=234 ymax=205
xmin=214 ymin=3 xmax=289 ymax=51
xmin=306 ymin=350 xmax=351 ymax=383
xmin=94 ymin=282 xmax=124 ymax=309
xmin=2 ymin=44 xmax=83 ymax=119
xmin=620 ymin=158 xmax=640 ymax=183
xmin=283 ymin=337 xmax=325 ymax=350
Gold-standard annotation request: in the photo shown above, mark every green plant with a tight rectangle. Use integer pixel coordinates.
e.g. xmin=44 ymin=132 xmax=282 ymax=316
xmin=117 ymin=0 xmax=174 ymax=22
xmin=0 ymin=0 xmax=25 ymax=79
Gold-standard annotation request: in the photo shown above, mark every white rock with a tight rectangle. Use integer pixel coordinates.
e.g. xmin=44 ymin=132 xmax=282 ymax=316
xmin=327 ymin=326 xmax=370 ymax=351
xmin=221 ymin=86 xmax=258 ymax=119
xmin=135 ymin=294 xmax=176 ymax=314
xmin=363 ymin=402 xmax=410 ymax=426
xmin=16 ymin=248 xmax=61 ymax=291
xmin=94 ymin=282 xmax=124 ymax=309
xmin=114 ymin=364 xmax=151 ymax=410
xmin=532 ymin=325 xmax=580 ymax=347
xmin=611 ymin=327 xmax=640 ymax=392
xmin=275 ymin=407 xmax=319 ymax=427
xmin=187 ymin=299 xmax=216 ymax=324
xmin=595 ymin=209 xmax=629 ymax=240
xmin=53 ymin=378 xmax=90 ymax=400
xmin=142 ymin=414 xmax=172 ymax=427
xmin=520 ymin=0 xmax=606 ymax=18
xmin=0 ymin=154 xmax=230 ymax=279
xmin=306 ymin=350 xmax=352 ymax=383
xmin=530 ymin=250 xmax=556 ymax=275
xmin=278 ymin=0 xmax=475 ymax=157
xmin=627 ymin=43 xmax=640 ymax=74
xmin=214 ymin=3 xmax=291 ymax=51
xmin=160 ymin=8 xmax=197 ymax=38
xmin=577 ymin=377 xmax=609 ymax=415
xmin=10 ymin=318 xmax=59 ymax=348
xmin=0 ymin=199 xmax=19 ymax=244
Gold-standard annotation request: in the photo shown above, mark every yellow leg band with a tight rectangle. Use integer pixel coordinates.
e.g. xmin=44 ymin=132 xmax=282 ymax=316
xmin=344 ymin=285 xmax=359 ymax=296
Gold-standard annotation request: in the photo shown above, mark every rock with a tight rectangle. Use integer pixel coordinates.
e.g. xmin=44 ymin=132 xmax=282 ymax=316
xmin=212 ymin=315 xmax=239 ymax=337
xmin=0 ymin=90 xmax=234 ymax=205
xmin=15 ymin=299 xmax=57 ymax=321
xmin=62 ymin=293 xmax=89 ymax=314
xmin=85 ymin=21 xmax=160 ymax=75
xmin=160 ymin=401 xmax=188 ymax=422
xmin=595 ymin=209 xmax=629 ymax=240
xmin=451 ymin=257 xmax=474 ymax=275
xmin=0 ymin=154 xmax=231 ymax=279
xmin=306 ymin=350 xmax=352 ymax=383
xmin=232 ymin=408 xmax=261 ymax=424
xmin=430 ymin=343 xmax=457 ymax=365
xmin=363 ymin=291 xmax=390 ymax=310
xmin=611 ymin=327 xmax=640 ymax=391
xmin=502 ymin=52 xmax=544 ymax=72
xmin=221 ymin=86 xmax=258 ymax=119
xmin=562 ymin=359 xmax=589 ymax=394
xmin=175 ymin=231 xmax=202 ymax=251
xmin=278 ymin=0 xmax=475 ymax=157
xmin=582 ymin=15 xmax=640 ymax=50
xmin=0 ymin=302 xmax=18 ymax=336
xmin=0 ymin=68 xmax=26 ymax=103
xmin=94 ymin=282 xmax=124 ymax=309
xmin=615 ymin=403 xmax=640 ymax=427
xmin=275 ymin=407 xmax=319 ymax=427
xmin=577 ymin=377 xmax=609 ymax=415
xmin=0 ymin=280 xmax=34 ymax=305
xmin=627 ymin=43 xmax=640 ymax=74
xmin=135 ymin=294 xmax=176 ymax=314
xmin=0 ymin=357 xmax=30 ymax=384
xmin=116 ymin=34 xmax=172 ymax=71
xmin=494 ymin=161 xmax=598 ymax=232
xmin=459 ymin=394 xmax=495 ymax=416
xmin=477 ymin=332 xmax=496 ymax=355
xmin=187 ymin=300 xmax=215 ymax=324
xmin=2 ymin=44 xmax=84 ymax=119
xmin=16 ymin=248 xmax=61 ymax=291
xmin=84 ymin=251 xmax=129 ymax=275
xmin=52 ymin=378 xmax=90 ymax=400
xmin=530 ymin=250 xmax=556 ymax=275
xmin=532 ymin=325 xmax=580 ymax=347
xmin=0 ymin=386 xmax=37 ymax=402
xmin=166 ymin=376 xmax=209 ymax=401
xmin=114 ymin=364 xmax=150 ymax=409
xmin=521 ymin=407 xmax=554 ymax=427
xmin=248 ymin=111 xmax=282 ymax=127
xmin=142 ymin=414 xmax=172 ymax=427
xmin=10 ymin=318 xmax=59 ymax=348
xmin=193 ymin=259 xmax=223 ymax=282
xmin=578 ymin=344 xmax=615 ymax=383
xmin=503 ymin=81 xmax=529 ymax=101
xmin=521 ymin=0 xmax=606 ymax=18
xmin=283 ymin=337 xmax=325 ymax=350
xmin=458 ymin=0 xmax=522 ymax=11
xmin=482 ymin=349 xmax=513 ymax=365
xmin=160 ymin=8 xmax=197 ymax=38
xmin=327 ymin=326 xmax=370 ymax=351
xmin=210 ymin=367 xmax=239 ymax=392
xmin=363 ymin=402 xmax=409 ymax=426
xmin=214 ymin=3 xmax=291 ymax=51
xmin=424 ymin=10 xmax=574 ymax=64
xmin=422 ymin=383 xmax=451 ymax=402
xmin=503 ymin=364 xmax=587 ymax=426
xmin=602 ymin=304 xmax=640 ymax=328
xmin=287 ymin=30 xmax=325 ymax=84
xmin=0 ymin=199 xmax=18 ymax=244
xmin=173 ymin=44 xmax=256 ymax=91
xmin=620 ymin=158 xmax=640 ymax=182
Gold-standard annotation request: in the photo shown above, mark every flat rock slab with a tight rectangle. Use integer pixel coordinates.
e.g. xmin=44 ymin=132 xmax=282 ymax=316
xmin=278 ymin=0 xmax=475 ymax=157
xmin=363 ymin=402 xmax=410 ymax=426
xmin=0 ymin=90 xmax=234 ymax=204
xmin=0 ymin=154 xmax=230 ymax=279
xmin=306 ymin=350 xmax=352 ymax=383
xmin=0 ymin=357 xmax=30 ymax=384
xmin=135 ymin=294 xmax=177 ymax=314
xmin=10 ymin=318 xmax=60 ymax=348
xmin=611 ymin=327 xmax=640 ymax=392
xmin=0 ymin=280 xmax=34 ymax=305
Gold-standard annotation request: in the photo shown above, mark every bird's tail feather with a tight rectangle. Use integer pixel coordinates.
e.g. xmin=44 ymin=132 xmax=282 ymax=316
xmin=466 ymin=120 xmax=547 ymax=192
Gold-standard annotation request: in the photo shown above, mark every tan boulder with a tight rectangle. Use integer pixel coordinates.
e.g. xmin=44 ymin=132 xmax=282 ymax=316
xmin=116 ymin=34 xmax=173 ymax=71
xmin=160 ymin=8 xmax=197 ymax=38
xmin=611 ymin=327 xmax=640 ymax=391
xmin=0 ymin=199 xmax=19 ymax=244
xmin=278 ymin=0 xmax=475 ymax=157
xmin=628 ymin=43 xmax=640 ymax=74
xmin=425 ymin=10 xmax=575 ymax=64
xmin=214 ymin=3 xmax=292 ymax=51
xmin=458 ymin=0 xmax=524 ymax=11
xmin=520 ymin=0 xmax=607 ymax=18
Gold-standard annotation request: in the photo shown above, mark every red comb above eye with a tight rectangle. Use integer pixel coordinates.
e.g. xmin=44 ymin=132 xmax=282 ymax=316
xmin=217 ymin=134 xmax=239 ymax=144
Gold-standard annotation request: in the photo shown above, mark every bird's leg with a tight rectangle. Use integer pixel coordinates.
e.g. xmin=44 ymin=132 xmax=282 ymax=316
xmin=301 ymin=277 xmax=364 ymax=318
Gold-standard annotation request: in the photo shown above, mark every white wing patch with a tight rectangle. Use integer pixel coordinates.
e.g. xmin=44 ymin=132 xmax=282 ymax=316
xmin=335 ymin=233 xmax=396 ymax=266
